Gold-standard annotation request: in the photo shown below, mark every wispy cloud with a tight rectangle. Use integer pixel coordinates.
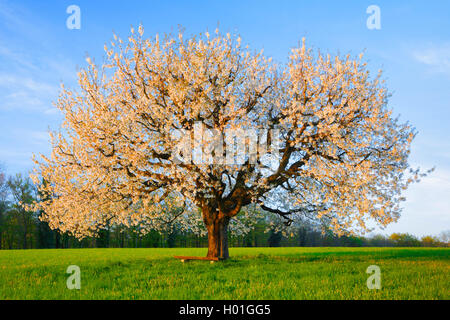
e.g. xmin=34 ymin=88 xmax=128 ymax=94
xmin=0 ymin=1 xmax=76 ymax=113
xmin=413 ymin=44 xmax=450 ymax=75
xmin=0 ymin=0 xmax=48 ymax=41
xmin=0 ymin=45 xmax=39 ymax=71
xmin=0 ymin=73 xmax=59 ymax=112
xmin=0 ymin=74 xmax=57 ymax=94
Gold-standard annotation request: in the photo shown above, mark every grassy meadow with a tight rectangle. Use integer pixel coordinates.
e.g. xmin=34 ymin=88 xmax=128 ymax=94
xmin=0 ymin=247 xmax=448 ymax=300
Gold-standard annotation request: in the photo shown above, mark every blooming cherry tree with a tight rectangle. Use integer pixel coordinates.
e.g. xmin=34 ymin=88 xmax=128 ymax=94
xmin=32 ymin=26 xmax=423 ymax=259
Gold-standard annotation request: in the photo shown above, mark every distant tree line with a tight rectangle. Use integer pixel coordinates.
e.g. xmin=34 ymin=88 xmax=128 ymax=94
xmin=0 ymin=168 xmax=448 ymax=250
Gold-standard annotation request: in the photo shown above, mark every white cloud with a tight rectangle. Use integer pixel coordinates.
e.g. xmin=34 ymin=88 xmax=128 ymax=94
xmin=0 ymin=2 xmax=76 ymax=114
xmin=413 ymin=44 xmax=450 ymax=75
xmin=0 ymin=45 xmax=39 ymax=71
xmin=0 ymin=74 xmax=57 ymax=94
xmin=0 ymin=71 xmax=61 ymax=112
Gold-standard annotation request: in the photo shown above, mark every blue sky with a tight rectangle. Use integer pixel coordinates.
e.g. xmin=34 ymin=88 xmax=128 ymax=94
xmin=0 ymin=0 xmax=449 ymax=237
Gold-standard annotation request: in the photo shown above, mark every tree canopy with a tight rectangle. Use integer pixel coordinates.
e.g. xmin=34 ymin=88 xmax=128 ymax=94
xmin=31 ymin=26 xmax=424 ymax=258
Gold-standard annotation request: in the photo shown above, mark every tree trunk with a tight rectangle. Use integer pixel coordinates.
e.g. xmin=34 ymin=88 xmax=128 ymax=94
xmin=206 ymin=216 xmax=230 ymax=260
xmin=201 ymin=196 xmax=243 ymax=260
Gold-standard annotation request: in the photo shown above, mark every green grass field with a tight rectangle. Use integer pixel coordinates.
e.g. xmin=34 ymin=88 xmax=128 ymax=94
xmin=0 ymin=247 xmax=448 ymax=300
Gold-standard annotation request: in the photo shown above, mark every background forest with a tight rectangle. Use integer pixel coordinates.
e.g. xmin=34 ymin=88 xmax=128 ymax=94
xmin=0 ymin=168 xmax=448 ymax=250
